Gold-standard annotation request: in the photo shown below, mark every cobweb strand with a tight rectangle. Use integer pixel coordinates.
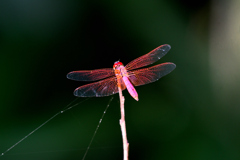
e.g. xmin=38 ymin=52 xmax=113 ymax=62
xmin=1 ymin=97 xmax=90 ymax=157
xmin=82 ymin=96 xmax=114 ymax=160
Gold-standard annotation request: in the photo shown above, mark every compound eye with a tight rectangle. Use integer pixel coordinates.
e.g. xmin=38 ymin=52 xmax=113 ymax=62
xmin=113 ymin=61 xmax=123 ymax=69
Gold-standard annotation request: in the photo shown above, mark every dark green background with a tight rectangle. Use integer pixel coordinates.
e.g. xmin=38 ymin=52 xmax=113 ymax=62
xmin=1 ymin=0 xmax=240 ymax=160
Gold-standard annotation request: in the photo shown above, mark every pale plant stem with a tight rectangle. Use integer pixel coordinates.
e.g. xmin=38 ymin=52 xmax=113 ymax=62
xmin=118 ymin=87 xmax=129 ymax=160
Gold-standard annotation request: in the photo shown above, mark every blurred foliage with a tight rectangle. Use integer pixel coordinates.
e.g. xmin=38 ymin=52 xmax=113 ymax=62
xmin=0 ymin=0 xmax=240 ymax=160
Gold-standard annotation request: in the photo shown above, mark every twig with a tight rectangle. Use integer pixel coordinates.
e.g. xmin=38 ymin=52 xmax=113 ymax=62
xmin=118 ymin=87 xmax=129 ymax=160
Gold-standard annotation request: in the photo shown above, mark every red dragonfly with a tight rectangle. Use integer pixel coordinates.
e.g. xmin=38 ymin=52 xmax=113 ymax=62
xmin=67 ymin=44 xmax=176 ymax=101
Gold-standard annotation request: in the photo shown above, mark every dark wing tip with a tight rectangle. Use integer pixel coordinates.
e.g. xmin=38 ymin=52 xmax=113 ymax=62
xmin=167 ymin=62 xmax=176 ymax=71
xmin=66 ymin=73 xmax=70 ymax=79
xmin=73 ymin=88 xmax=82 ymax=97
xmin=159 ymin=44 xmax=171 ymax=52
xmin=66 ymin=72 xmax=73 ymax=80
xmin=159 ymin=62 xmax=176 ymax=78
xmin=67 ymin=71 xmax=81 ymax=80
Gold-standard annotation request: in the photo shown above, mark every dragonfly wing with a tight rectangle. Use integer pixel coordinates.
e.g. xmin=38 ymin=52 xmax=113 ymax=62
xmin=67 ymin=68 xmax=114 ymax=81
xmin=125 ymin=44 xmax=171 ymax=71
xmin=128 ymin=62 xmax=176 ymax=86
xmin=74 ymin=77 xmax=126 ymax=97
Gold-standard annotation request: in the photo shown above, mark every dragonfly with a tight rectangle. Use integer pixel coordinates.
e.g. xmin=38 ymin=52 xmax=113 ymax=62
xmin=67 ymin=44 xmax=176 ymax=101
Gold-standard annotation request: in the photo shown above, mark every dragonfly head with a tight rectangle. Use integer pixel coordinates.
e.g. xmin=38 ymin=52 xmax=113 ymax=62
xmin=113 ymin=61 xmax=123 ymax=70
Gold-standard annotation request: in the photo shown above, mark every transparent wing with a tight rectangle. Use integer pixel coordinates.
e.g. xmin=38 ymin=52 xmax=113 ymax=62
xmin=128 ymin=62 xmax=176 ymax=86
xmin=73 ymin=77 xmax=126 ymax=97
xmin=67 ymin=68 xmax=114 ymax=81
xmin=125 ymin=44 xmax=171 ymax=71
